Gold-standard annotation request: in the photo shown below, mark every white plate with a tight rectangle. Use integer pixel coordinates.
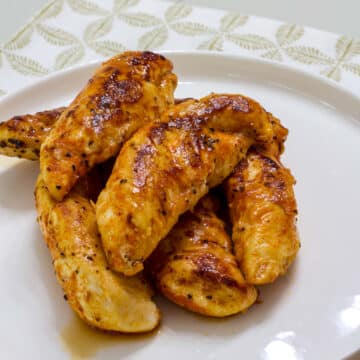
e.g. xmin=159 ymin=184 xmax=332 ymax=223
xmin=0 ymin=52 xmax=360 ymax=360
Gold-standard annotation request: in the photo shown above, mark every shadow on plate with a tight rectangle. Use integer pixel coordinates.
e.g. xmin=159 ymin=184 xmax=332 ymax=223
xmin=30 ymin=222 xmax=158 ymax=360
xmin=0 ymin=160 xmax=39 ymax=210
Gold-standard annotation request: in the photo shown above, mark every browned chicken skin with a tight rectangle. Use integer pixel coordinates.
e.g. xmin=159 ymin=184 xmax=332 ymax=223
xmin=0 ymin=107 xmax=64 ymax=160
xmin=0 ymin=45 xmax=300 ymax=325
xmin=147 ymin=195 xmax=257 ymax=317
xmin=35 ymin=173 xmax=160 ymax=333
xmin=40 ymin=51 xmax=177 ymax=200
xmin=0 ymin=90 xmax=298 ymax=286
xmin=96 ymin=94 xmax=276 ymax=276
xmin=225 ymin=117 xmax=299 ymax=285
xmin=0 ymin=99 xmax=191 ymax=161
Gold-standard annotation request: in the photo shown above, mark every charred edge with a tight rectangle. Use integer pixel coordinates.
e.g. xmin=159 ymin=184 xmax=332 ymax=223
xmin=258 ymin=154 xmax=280 ymax=170
xmin=40 ymin=107 xmax=66 ymax=119
xmin=230 ymin=158 xmax=248 ymax=179
xmin=98 ymin=70 xmax=143 ymax=111
xmin=208 ymin=95 xmax=250 ymax=113
xmin=168 ymin=116 xmax=205 ymax=131
xmin=168 ymin=96 xmax=251 ymax=132
xmin=133 ymin=143 xmax=155 ymax=187
xmin=33 ymin=148 xmax=40 ymax=157
xmin=129 ymin=51 xmax=165 ymax=66
xmin=193 ymin=253 xmax=239 ymax=288
xmin=149 ymin=123 xmax=168 ymax=145
xmin=7 ymin=138 xmax=25 ymax=148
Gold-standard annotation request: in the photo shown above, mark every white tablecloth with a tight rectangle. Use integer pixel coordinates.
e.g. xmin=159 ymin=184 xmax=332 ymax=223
xmin=0 ymin=0 xmax=359 ymax=97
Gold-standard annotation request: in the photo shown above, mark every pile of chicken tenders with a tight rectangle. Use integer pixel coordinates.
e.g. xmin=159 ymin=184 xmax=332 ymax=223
xmin=0 ymin=51 xmax=300 ymax=333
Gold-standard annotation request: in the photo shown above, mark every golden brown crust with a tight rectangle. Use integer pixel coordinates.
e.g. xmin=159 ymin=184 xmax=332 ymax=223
xmin=35 ymin=174 xmax=160 ymax=333
xmin=252 ymin=113 xmax=288 ymax=158
xmin=96 ymin=93 xmax=276 ymax=276
xmin=0 ymin=107 xmax=64 ymax=160
xmin=225 ymin=150 xmax=300 ymax=285
xmin=146 ymin=196 xmax=257 ymax=317
xmin=40 ymin=51 xmax=177 ymax=200
xmin=0 ymin=99 xmax=189 ymax=162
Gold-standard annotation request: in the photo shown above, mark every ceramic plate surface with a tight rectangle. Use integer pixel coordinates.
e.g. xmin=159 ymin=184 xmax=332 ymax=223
xmin=0 ymin=52 xmax=360 ymax=360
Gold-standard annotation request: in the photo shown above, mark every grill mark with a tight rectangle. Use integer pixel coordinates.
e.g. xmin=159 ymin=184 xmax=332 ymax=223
xmin=8 ymin=138 xmax=25 ymax=148
xmin=168 ymin=116 xmax=205 ymax=131
xmin=130 ymin=51 xmax=164 ymax=66
xmin=101 ymin=75 xmax=143 ymax=106
xmin=168 ymin=95 xmax=251 ymax=132
xmin=193 ymin=253 xmax=239 ymax=288
xmin=133 ymin=144 xmax=156 ymax=187
xmin=259 ymin=154 xmax=280 ymax=170
xmin=149 ymin=123 xmax=168 ymax=145
xmin=208 ymin=95 xmax=250 ymax=113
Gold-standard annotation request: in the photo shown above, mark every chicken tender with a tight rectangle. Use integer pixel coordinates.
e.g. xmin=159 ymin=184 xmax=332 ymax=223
xmin=0 ymin=107 xmax=64 ymax=160
xmin=147 ymin=195 xmax=257 ymax=317
xmin=262 ymin=113 xmax=288 ymax=157
xmin=0 ymin=98 xmax=187 ymax=162
xmin=40 ymin=51 xmax=177 ymax=200
xmin=225 ymin=151 xmax=299 ymax=285
xmin=35 ymin=174 xmax=160 ymax=333
xmin=96 ymin=94 xmax=275 ymax=276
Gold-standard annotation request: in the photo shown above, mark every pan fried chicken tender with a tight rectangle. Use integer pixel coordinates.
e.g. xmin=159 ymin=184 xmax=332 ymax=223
xmin=40 ymin=51 xmax=177 ymax=201
xmin=35 ymin=175 xmax=160 ymax=333
xmin=263 ymin=113 xmax=288 ymax=158
xmin=96 ymin=94 xmax=276 ymax=276
xmin=0 ymin=107 xmax=64 ymax=160
xmin=147 ymin=196 xmax=257 ymax=317
xmin=0 ymin=99 xmax=189 ymax=161
xmin=0 ymin=45 xmax=300 ymax=326
xmin=225 ymin=151 xmax=299 ymax=285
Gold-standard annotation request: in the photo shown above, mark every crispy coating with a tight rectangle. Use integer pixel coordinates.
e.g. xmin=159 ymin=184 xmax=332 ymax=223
xmin=96 ymin=94 xmax=275 ymax=276
xmin=40 ymin=51 xmax=177 ymax=200
xmin=0 ymin=100 xmax=189 ymax=162
xmin=0 ymin=107 xmax=64 ymax=160
xmin=146 ymin=196 xmax=257 ymax=317
xmin=225 ymin=151 xmax=299 ymax=285
xmin=35 ymin=175 xmax=160 ymax=333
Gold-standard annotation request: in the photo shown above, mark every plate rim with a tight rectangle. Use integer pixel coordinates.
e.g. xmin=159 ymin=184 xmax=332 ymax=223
xmin=0 ymin=50 xmax=359 ymax=107
xmin=0 ymin=50 xmax=360 ymax=359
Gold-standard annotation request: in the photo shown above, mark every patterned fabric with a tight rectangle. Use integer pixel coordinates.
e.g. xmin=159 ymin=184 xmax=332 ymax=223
xmin=0 ymin=0 xmax=359 ymax=97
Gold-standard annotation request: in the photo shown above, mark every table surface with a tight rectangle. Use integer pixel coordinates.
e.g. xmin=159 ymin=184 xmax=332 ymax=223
xmin=0 ymin=0 xmax=359 ymax=44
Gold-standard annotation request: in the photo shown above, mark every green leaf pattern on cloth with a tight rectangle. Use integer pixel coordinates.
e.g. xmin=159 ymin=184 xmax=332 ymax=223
xmin=227 ymin=34 xmax=275 ymax=50
xmin=55 ymin=46 xmax=85 ymax=70
xmin=0 ymin=0 xmax=359 ymax=99
xmin=67 ymin=0 xmax=108 ymax=16
xmin=84 ymin=16 xmax=114 ymax=42
xmin=89 ymin=40 xmax=125 ymax=56
xmin=5 ymin=53 xmax=49 ymax=76
xmin=114 ymin=0 xmax=139 ymax=14
xmin=119 ymin=13 xmax=163 ymax=27
xmin=276 ymin=24 xmax=304 ymax=46
xmin=285 ymin=46 xmax=333 ymax=65
xmin=170 ymin=22 xmax=213 ymax=36
xmin=4 ymin=24 xmax=34 ymax=50
xmin=171 ymin=12 xmax=249 ymax=51
xmin=138 ymin=26 xmax=168 ymax=50
xmin=165 ymin=3 xmax=191 ymax=22
xmin=36 ymin=24 xmax=79 ymax=46
xmin=37 ymin=0 xmax=64 ymax=20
